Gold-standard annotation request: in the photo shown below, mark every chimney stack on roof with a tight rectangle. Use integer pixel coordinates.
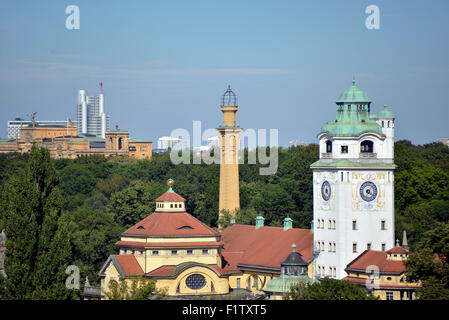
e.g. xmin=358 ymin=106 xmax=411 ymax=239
xmin=255 ymin=216 xmax=264 ymax=229
xmin=283 ymin=217 xmax=293 ymax=231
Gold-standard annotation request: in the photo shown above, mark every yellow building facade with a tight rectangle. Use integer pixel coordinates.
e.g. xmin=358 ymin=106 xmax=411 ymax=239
xmin=98 ymin=180 xmax=315 ymax=299
xmin=0 ymin=124 xmax=152 ymax=160
xmin=343 ymin=246 xmax=420 ymax=300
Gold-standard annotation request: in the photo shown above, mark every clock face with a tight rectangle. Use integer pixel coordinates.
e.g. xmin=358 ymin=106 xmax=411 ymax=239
xmin=321 ymin=181 xmax=331 ymax=201
xmin=360 ymin=181 xmax=378 ymax=202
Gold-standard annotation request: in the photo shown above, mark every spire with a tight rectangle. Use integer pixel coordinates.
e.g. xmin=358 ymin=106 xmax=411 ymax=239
xmin=100 ymin=81 xmax=103 ymax=94
xmin=402 ymin=230 xmax=409 ymax=250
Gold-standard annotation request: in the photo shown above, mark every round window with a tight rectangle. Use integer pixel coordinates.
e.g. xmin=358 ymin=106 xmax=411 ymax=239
xmin=185 ymin=274 xmax=206 ymax=290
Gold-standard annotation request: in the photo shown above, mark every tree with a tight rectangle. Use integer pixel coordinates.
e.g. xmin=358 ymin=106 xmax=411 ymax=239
xmin=297 ymin=278 xmax=377 ymax=300
xmin=0 ymin=144 xmax=75 ymax=299
xmin=105 ymin=278 xmax=166 ymax=300
xmin=60 ymin=206 xmax=122 ymax=286
xmin=107 ymin=180 xmax=166 ymax=229
xmin=404 ymin=222 xmax=449 ymax=300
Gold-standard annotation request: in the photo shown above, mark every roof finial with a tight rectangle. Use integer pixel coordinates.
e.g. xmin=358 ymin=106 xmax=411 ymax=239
xmin=352 ymin=74 xmax=356 ymax=86
xmin=396 ymin=238 xmax=399 ymax=247
xmin=115 ymin=120 xmax=119 ymax=130
xmin=292 ymin=243 xmax=296 ymax=252
xmin=167 ymin=178 xmax=174 ymax=192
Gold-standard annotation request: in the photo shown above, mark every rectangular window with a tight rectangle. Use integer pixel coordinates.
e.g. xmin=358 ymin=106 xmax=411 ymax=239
xmin=341 ymin=145 xmax=348 ymax=153
xmin=236 ymin=278 xmax=241 ymax=288
xmin=171 ymin=250 xmax=178 ymax=255
xmin=152 ymin=250 xmax=159 ymax=255
xmin=381 ymin=243 xmax=386 ymax=251
xmin=386 ymin=292 xmax=394 ymax=300
xmin=333 ymin=220 xmax=336 ymax=229
xmin=328 ymin=220 xmax=331 ymax=229
xmin=328 ymin=241 xmax=332 ymax=252
xmin=381 ymin=220 xmax=386 ymax=230
xmin=352 ymin=220 xmax=357 ymax=230
xmin=367 ymin=243 xmax=372 ymax=251
xmin=353 ymin=243 xmax=358 ymax=253
xmin=187 ymin=249 xmax=193 ymax=255
xmin=202 ymin=249 xmax=209 ymax=255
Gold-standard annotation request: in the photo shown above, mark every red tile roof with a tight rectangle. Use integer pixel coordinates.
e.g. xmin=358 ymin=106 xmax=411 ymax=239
xmin=113 ymin=254 xmax=144 ymax=276
xmin=346 ymin=250 xmax=407 ymax=274
xmin=123 ymin=211 xmax=219 ymax=237
xmin=116 ymin=241 xmax=224 ymax=248
xmin=386 ymin=246 xmax=409 ymax=254
xmin=155 ymin=191 xmax=185 ymax=202
xmin=220 ymin=224 xmax=313 ymax=273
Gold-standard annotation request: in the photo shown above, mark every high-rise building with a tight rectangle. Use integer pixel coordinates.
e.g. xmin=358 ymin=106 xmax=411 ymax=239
xmin=311 ymin=79 xmax=396 ymax=280
xmin=217 ymin=86 xmax=242 ymax=221
xmin=77 ymin=82 xmax=110 ymax=138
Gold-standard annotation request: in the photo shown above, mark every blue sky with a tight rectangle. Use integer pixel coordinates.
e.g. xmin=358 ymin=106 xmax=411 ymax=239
xmin=0 ymin=0 xmax=448 ymax=146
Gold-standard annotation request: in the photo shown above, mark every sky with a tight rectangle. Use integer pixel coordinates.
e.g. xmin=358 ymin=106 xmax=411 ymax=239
xmin=0 ymin=0 xmax=448 ymax=146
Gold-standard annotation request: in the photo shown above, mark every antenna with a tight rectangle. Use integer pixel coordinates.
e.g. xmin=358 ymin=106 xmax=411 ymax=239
xmin=100 ymin=81 xmax=103 ymax=94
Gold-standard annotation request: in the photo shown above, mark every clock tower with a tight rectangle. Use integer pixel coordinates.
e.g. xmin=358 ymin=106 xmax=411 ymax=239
xmin=311 ymin=79 xmax=396 ymax=279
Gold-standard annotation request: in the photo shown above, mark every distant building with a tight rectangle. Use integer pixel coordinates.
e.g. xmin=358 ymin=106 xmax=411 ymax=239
xmin=0 ymin=122 xmax=152 ymax=160
xmin=77 ymin=82 xmax=110 ymax=138
xmin=7 ymin=118 xmax=78 ymax=139
xmin=437 ymin=138 xmax=449 ymax=147
xmin=289 ymin=140 xmax=307 ymax=148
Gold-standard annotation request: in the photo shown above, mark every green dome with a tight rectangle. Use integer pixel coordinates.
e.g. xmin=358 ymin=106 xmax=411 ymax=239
xmin=321 ymin=120 xmax=383 ymax=137
xmin=376 ymin=105 xmax=394 ymax=119
xmin=336 ymin=79 xmax=371 ymax=103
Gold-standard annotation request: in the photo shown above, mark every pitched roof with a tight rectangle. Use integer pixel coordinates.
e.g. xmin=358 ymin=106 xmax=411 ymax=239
xmin=386 ymin=246 xmax=409 ymax=254
xmin=112 ymin=254 xmax=144 ymax=276
xmin=122 ymin=211 xmax=219 ymax=237
xmin=220 ymin=224 xmax=313 ymax=273
xmin=345 ymin=250 xmax=407 ymax=274
xmin=155 ymin=191 xmax=185 ymax=202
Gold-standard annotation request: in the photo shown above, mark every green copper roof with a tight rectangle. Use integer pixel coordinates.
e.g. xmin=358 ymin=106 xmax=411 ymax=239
xmin=265 ymin=275 xmax=314 ymax=293
xmin=376 ymin=105 xmax=394 ymax=119
xmin=336 ymin=79 xmax=371 ymax=103
xmin=320 ymin=79 xmax=384 ymax=137
xmin=310 ymin=159 xmax=397 ymax=169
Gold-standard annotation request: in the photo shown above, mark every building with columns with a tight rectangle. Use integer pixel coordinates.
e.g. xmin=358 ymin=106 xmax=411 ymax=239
xmin=217 ymin=86 xmax=242 ymax=221
xmin=311 ymin=79 xmax=396 ymax=280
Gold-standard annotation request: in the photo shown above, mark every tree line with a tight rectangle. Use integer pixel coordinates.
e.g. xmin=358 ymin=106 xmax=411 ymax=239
xmin=0 ymin=140 xmax=448 ymax=299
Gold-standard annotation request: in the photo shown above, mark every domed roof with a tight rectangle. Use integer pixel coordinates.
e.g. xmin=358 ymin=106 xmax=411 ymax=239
xmin=336 ymin=79 xmax=371 ymax=103
xmin=281 ymin=244 xmax=308 ymax=266
xmin=376 ymin=105 xmax=394 ymax=119
xmin=221 ymin=85 xmax=238 ymax=106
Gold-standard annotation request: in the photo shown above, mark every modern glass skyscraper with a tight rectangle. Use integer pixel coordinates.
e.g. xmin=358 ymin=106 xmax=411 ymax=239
xmin=77 ymin=83 xmax=110 ymax=138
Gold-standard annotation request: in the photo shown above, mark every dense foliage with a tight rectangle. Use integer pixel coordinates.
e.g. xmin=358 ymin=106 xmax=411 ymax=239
xmin=288 ymin=277 xmax=378 ymax=300
xmin=0 ymin=140 xmax=448 ymax=299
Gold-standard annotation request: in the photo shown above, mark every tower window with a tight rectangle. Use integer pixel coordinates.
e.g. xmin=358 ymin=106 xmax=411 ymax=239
xmin=381 ymin=220 xmax=386 ymax=230
xmin=326 ymin=140 xmax=332 ymax=153
xmin=361 ymin=140 xmax=374 ymax=153
xmin=341 ymin=145 xmax=348 ymax=153
xmin=381 ymin=243 xmax=386 ymax=251
xmin=352 ymin=220 xmax=357 ymax=230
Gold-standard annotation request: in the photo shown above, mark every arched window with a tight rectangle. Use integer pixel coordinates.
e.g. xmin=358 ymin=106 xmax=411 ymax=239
xmin=360 ymin=140 xmax=374 ymax=153
xmin=118 ymin=137 xmax=123 ymax=150
xmin=326 ymin=140 xmax=332 ymax=153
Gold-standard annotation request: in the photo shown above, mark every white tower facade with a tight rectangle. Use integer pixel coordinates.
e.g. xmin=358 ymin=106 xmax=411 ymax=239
xmin=77 ymin=83 xmax=110 ymax=138
xmin=311 ymin=80 xmax=396 ymax=280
